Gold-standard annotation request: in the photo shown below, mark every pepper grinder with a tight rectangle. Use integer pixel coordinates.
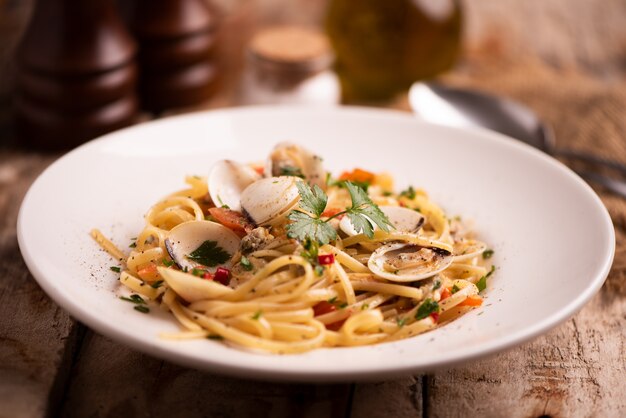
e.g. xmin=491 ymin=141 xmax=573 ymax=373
xmin=131 ymin=0 xmax=219 ymax=113
xmin=15 ymin=0 xmax=138 ymax=150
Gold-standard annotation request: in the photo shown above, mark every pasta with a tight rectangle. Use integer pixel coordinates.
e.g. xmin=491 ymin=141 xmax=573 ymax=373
xmin=93 ymin=143 xmax=494 ymax=354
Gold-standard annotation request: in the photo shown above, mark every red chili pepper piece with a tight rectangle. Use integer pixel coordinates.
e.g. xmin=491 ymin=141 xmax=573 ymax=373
xmin=430 ymin=312 xmax=440 ymax=322
xmin=203 ymin=272 xmax=213 ymax=280
xmin=313 ymin=301 xmax=337 ymax=316
xmin=214 ymin=267 xmax=230 ymax=285
xmin=317 ymin=254 xmax=335 ymax=265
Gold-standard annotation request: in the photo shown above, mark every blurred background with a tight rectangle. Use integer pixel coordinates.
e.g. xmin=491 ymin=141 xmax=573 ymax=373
xmin=1 ymin=0 xmax=625 ymax=150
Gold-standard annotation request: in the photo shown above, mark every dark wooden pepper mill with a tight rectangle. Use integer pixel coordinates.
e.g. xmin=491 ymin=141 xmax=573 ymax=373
xmin=131 ymin=0 xmax=219 ymax=112
xmin=15 ymin=0 xmax=138 ymax=150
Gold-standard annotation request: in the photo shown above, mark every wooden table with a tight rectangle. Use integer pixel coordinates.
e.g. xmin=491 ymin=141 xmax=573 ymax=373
xmin=1 ymin=1 xmax=625 ymax=417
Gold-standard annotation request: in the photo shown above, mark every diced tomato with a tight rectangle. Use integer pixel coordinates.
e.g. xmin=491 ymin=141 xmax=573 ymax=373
xmin=459 ymin=295 xmax=483 ymax=307
xmin=440 ymin=287 xmax=452 ymax=300
xmin=313 ymin=301 xmax=337 ymax=316
xmin=208 ymin=207 xmax=253 ymax=235
xmin=339 ymin=168 xmax=375 ymax=183
xmin=213 ymin=267 xmax=231 ymax=286
xmin=137 ymin=263 xmax=158 ymax=280
xmin=203 ymin=271 xmax=214 ymax=280
xmin=321 ymin=207 xmax=342 ymax=218
xmin=317 ymin=254 xmax=335 ymax=265
xmin=253 ymin=166 xmax=265 ymax=176
xmin=326 ymin=318 xmax=347 ymax=331
xmin=430 ymin=312 xmax=440 ymax=322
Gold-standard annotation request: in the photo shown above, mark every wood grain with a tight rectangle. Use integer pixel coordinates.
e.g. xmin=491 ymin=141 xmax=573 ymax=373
xmin=0 ymin=153 xmax=82 ymax=418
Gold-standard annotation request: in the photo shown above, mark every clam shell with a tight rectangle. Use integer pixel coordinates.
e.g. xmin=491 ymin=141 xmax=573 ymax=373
xmin=340 ymin=205 xmax=424 ymax=236
xmin=208 ymin=160 xmax=261 ymax=212
xmin=240 ymin=176 xmax=300 ymax=226
xmin=164 ymin=220 xmax=241 ymax=271
xmin=368 ymin=242 xmax=453 ymax=282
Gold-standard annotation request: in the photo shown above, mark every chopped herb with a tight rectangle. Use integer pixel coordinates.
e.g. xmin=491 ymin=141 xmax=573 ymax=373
xmin=130 ymin=237 xmax=137 ymax=240
xmin=240 ymin=255 xmax=254 ymax=271
xmin=451 ymin=284 xmax=461 ymax=294
xmin=343 ymin=181 xmax=393 ymax=238
xmin=396 ymin=317 xmax=407 ymax=328
xmin=476 ymin=265 xmax=496 ymax=292
xmin=150 ymin=280 xmax=164 ymax=289
xmin=110 ymin=266 xmax=121 ymax=273
xmin=129 ymin=242 xmax=137 ymax=248
xmin=252 ymin=310 xmax=263 ymax=320
xmin=482 ymin=249 xmax=495 ymax=259
xmin=134 ymin=305 xmax=150 ymax=314
xmin=414 ymin=207 xmax=421 ymax=213
xmin=338 ymin=302 xmax=348 ymax=309
xmin=314 ymin=265 xmax=325 ymax=277
xmin=120 ymin=294 xmax=146 ymax=305
xmin=327 ymin=296 xmax=338 ymax=304
xmin=400 ymin=186 xmax=416 ymax=199
xmin=162 ymin=259 xmax=174 ymax=267
xmin=361 ymin=303 xmax=369 ymax=310
xmin=216 ymin=195 xmax=229 ymax=209
xmin=432 ymin=279 xmax=442 ymax=290
xmin=279 ymin=165 xmax=305 ymax=179
xmin=204 ymin=215 xmax=217 ymax=222
xmin=183 ymin=266 xmax=188 ymax=273
xmin=186 ymin=240 xmax=231 ymax=267
xmin=382 ymin=191 xmax=393 ymax=197
xmin=191 ymin=268 xmax=205 ymax=277
xmin=207 ymin=334 xmax=224 ymax=340
xmin=415 ymin=298 xmax=440 ymax=320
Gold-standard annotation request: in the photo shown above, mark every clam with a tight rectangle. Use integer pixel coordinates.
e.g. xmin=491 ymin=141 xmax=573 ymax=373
xmin=164 ymin=220 xmax=241 ymax=271
xmin=452 ymin=239 xmax=488 ymax=262
xmin=157 ymin=267 xmax=233 ymax=302
xmin=240 ymin=176 xmax=300 ymax=226
xmin=266 ymin=142 xmax=326 ymax=189
xmin=208 ymin=160 xmax=261 ymax=212
xmin=340 ymin=205 xmax=424 ymax=236
xmin=368 ymin=242 xmax=453 ymax=282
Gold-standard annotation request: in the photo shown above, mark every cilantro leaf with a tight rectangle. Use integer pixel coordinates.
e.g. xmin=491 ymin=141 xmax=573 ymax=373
xmin=400 ymin=186 xmax=416 ymax=199
xmin=280 ymin=165 xmax=305 ymax=179
xmin=286 ymin=211 xmax=337 ymax=245
xmin=186 ymin=240 xmax=231 ymax=267
xmin=296 ymin=182 xmax=327 ymax=216
xmin=415 ymin=298 xmax=440 ymax=320
xmin=344 ymin=181 xmax=393 ymax=237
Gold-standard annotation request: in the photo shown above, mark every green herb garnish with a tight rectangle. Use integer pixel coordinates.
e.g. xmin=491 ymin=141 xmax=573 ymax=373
xmin=400 ymin=186 xmax=416 ymax=199
xmin=482 ymin=249 xmax=495 ymax=259
xmin=120 ymin=294 xmax=146 ymax=305
xmin=129 ymin=242 xmax=137 ymax=248
xmin=134 ymin=305 xmax=150 ymax=314
xmin=451 ymin=284 xmax=461 ymax=294
xmin=432 ymin=279 xmax=442 ymax=290
xmin=110 ymin=266 xmax=121 ymax=273
xmin=327 ymin=296 xmax=337 ymax=304
xmin=279 ymin=165 xmax=305 ymax=179
xmin=286 ymin=181 xmax=393 ymax=244
xmin=338 ymin=302 xmax=348 ymax=309
xmin=415 ymin=298 xmax=440 ymax=320
xmin=252 ymin=310 xmax=263 ymax=320
xmin=150 ymin=280 xmax=164 ymax=289
xmin=476 ymin=265 xmax=496 ymax=292
xmin=207 ymin=334 xmax=224 ymax=340
xmin=240 ymin=255 xmax=253 ymax=271
xmin=396 ymin=317 xmax=407 ymax=328
xmin=162 ymin=259 xmax=174 ymax=267
xmin=186 ymin=240 xmax=231 ymax=267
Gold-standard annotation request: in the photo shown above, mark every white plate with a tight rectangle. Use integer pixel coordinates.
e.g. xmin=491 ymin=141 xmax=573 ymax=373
xmin=18 ymin=106 xmax=614 ymax=382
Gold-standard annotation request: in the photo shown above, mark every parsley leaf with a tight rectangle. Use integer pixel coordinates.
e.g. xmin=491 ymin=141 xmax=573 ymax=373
xmin=110 ymin=266 xmax=121 ymax=273
xmin=415 ymin=298 xmax=440 ymax=320
xmin=476 ymin=265 xmax=495 ymax=292
xmin=451 ymin=284 xmax=461 ymax=294
xmin=296 ymin=181 xmax=327 ymax=216
xmin=344 ymin=181 xmax=393 ymax=238
xmin=280 ymin=165 xmax=305 ymax=179
xmin=150 ymin=280 xmax=164 ymax=289
xmin=134 ymin=305 xmax=150 ymax=314
xmin=240 ymin=255 xmax=253 ymax=271
xmin=396 ymin=317 xmax=407 ymax=328
xmin=482 ymin=249 xmax=494 ymax=259
xmin=400 ymin=186 xmax=416 ymax=199
xmin=287 ymin=211 xmax=337 ymax=245
xmin=186 ymin=240 xmax=231 ymax=267
xmin=252 ymin=310 xmax=263 ymax=320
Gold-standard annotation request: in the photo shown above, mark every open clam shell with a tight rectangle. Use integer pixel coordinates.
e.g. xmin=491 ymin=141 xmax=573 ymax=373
xmin=452 ymin=239 xmax=488 ymax=262
xmin=266 ymin=142 xmax=326 ymax=189
xmin=164 ymin=220 xmax=241 ymax=271
xmin=368 ymin=242 xmax=453 ymax=282
xmin=208 ymin=160 xmax=261 ymax=212
xmin=240 ymin=176 xmax=300 ymax=226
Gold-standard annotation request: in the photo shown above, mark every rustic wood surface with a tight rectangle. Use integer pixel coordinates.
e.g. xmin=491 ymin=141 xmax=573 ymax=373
xmin=1 ymin=1 xmax=625 ymax=417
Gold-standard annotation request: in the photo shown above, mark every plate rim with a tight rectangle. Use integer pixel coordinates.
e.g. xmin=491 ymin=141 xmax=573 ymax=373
xmin=17 ymin=105 xmax=615 ymax=381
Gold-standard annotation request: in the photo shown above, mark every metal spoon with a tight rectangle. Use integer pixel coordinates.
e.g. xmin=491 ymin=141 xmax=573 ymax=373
xmin=408 ymin=82 xmax=626 ymax=197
